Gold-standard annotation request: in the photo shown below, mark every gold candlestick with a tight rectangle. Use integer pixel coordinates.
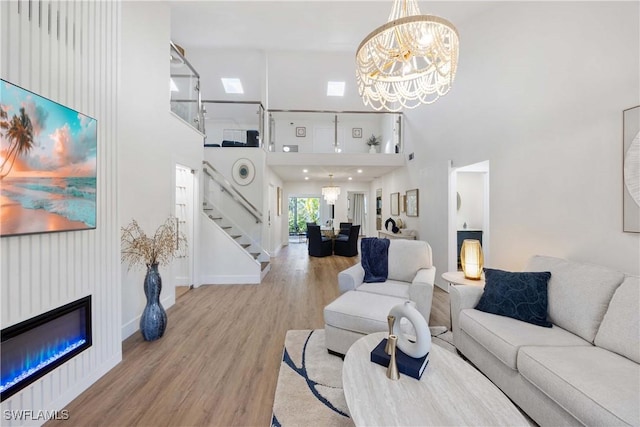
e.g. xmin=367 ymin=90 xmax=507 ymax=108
xmin=385 ymin=315 xmax=395 ymax=354
xmin=386 ymin=335 xmax=400 ymax=380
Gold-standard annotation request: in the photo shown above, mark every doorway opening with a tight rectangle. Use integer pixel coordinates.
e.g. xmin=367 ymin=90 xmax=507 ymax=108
xmin=448 ymin=160 xmax=490 ymax=275
xmin=175 ymin=164 xmax=195 ymax=299
xmin=288 ymin=196 xmax=320 ymax=243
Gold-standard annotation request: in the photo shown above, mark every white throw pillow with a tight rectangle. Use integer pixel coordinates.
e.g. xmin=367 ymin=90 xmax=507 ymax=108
xmin=526 ymin=255 xmax=625 ymax=343
xmin=595 ymin=276 xmax=640 ymax=363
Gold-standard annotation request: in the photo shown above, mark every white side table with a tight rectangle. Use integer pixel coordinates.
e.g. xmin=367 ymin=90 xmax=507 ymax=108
xmin=442 ymin=270 xmax=485 ymax=288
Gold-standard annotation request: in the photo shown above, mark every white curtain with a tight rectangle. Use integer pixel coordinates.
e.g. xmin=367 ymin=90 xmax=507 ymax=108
xmin=352 ymin=193 xmax=366 ymax=234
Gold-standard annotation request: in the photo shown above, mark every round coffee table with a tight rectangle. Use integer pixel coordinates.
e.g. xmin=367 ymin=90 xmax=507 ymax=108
xmin=343 ymin=332 xmax=530 ymax=426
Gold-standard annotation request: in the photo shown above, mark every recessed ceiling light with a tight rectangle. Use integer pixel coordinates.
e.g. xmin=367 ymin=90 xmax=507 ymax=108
xmin=327 ymin=81 xmax=345 ymax=97
xmin=303 ymin=169 xmax=308 ymax=173
xmin=170 ymin=78 xmax=179 ymax=92
xmin=348 ymin=177 xmax=353 ymax=181
xmin=357 ymin=169 xmax=363 ymax=173
xmin=305 ymin=176 xmax=309 ymax=180
xmin=221 ymin=78 xmax=244 ymax=94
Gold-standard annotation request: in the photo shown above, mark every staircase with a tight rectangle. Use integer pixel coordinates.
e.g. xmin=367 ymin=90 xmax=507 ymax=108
xmin=201 ymin=161 xmax=270 ymax=284
xmin=203 ymin=204 xmax=271 ymax=281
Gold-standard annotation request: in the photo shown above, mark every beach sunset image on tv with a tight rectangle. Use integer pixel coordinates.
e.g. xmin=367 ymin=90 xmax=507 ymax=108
xmin=0 ymin=80 xmax=97 ymax=237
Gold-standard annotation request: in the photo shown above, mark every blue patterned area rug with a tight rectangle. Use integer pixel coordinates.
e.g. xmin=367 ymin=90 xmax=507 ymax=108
xmin=271 ymin=328 xmax=454 ymax=427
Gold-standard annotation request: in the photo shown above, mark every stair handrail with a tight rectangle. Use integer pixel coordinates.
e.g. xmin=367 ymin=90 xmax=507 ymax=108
xmin=202 ymin=160 xmax=263 ymax=223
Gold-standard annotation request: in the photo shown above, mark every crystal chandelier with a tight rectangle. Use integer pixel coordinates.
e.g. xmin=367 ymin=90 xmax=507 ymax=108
xmin=355 ymin=0 xmax=459 ymax=112
xmin=322 ymin=174 xmax=341 ymax=205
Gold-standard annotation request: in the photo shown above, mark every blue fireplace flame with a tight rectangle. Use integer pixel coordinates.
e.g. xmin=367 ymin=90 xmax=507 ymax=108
xmin=0 ymin=336 xmax=86 ymax=393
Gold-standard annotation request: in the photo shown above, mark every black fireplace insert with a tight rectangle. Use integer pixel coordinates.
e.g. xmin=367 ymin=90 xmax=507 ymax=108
xmin=1 ymin=296 xmax=92 ymax=401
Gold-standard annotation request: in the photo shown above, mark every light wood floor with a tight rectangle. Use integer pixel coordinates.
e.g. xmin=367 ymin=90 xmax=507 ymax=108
xmin=46 ymin=242 xmax=450 ymax=427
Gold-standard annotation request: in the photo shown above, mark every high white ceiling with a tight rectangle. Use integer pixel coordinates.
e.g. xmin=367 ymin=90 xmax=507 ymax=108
xmin=169 ymin=1 xmax=499 ymax=182
xmin=170 ymin=1 xmax=496 ymax=53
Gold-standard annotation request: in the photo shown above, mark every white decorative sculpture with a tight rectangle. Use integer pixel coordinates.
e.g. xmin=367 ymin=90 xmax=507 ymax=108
xmin=389 ymin=301 xmax=431 ymax=358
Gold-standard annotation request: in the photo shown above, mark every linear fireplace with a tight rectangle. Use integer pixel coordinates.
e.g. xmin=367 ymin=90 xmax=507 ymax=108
xmin=1 ymin=296 xmax=92 ymax=401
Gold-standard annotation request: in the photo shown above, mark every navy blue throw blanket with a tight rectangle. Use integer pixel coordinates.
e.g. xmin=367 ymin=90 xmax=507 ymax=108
xmin=361 ymin=237 xmax=390 ymax=283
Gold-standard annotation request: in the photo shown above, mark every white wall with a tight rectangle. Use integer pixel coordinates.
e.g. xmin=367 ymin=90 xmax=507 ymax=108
xmin=119 ymin=2 xmax=204 ymax=339
xmin=203 ymin=147 xmax=265 ymax=216
xmin=283 ymin=180 xmax=370 ymax=242
xmin=402 ymin=1 xmax=640 ymax=281
xmin=183 ymin=47 xmax=266 ymax=102
xmin=0 ymin=1 xmax=121 ymax=424
xmin=371 ymin=167 xmax=420 ymax=238
xmin=267 ymin=51 xmax=368 ymax=111
xmin=456 ymin=173 xmax=484 ymax=230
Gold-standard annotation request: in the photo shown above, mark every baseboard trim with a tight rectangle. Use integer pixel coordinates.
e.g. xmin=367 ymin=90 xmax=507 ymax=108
xmin=199 ymin=275 xmax=260 ymax=285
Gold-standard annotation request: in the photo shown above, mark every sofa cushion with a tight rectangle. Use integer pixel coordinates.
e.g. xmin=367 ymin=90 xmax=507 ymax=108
xmin=518 ymin=346 xmax=640 ymax=426
xmin=525 ymin=255 xmax=625 ymax=342
xmin=356 ymin=280 xmax=410 ymax=299
xmin=459 ymin=309 xmax=590 ymax=370
xmin=387 ymin=240 xmax=432 ymax=283
xmin=323 ymin=291 xmax=408 ymax=335
xmin=595 ymin=275 xmax=640 ymax=363
xmin=475 ymin=268 xmax=552 ymax=327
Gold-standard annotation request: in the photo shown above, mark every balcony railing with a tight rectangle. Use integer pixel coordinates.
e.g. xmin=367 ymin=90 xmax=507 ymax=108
xmin=202 ymin=101 xmax=264 ymax=147
xmin=170 ymin=42 xmax=203 ymax=132
xmin=267 ymin=110 xmax=403 ymax=155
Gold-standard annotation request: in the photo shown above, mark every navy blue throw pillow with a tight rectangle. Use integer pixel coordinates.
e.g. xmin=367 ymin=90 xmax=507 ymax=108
xmin=475 ymin=268 xmax=552 ymax=327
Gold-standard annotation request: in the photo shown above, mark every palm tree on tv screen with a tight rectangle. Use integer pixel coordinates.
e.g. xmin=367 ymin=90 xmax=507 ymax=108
xmin=0 ymin=107 xmax=34 ymax=179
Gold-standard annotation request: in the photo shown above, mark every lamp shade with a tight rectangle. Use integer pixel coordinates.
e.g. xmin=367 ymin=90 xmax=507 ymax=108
xmin=460 ymin=239 xmax=483 ymax=280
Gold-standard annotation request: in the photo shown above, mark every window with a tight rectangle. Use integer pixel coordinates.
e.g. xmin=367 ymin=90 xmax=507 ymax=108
xmin=288 ymin=197 xmax=320 ymax=234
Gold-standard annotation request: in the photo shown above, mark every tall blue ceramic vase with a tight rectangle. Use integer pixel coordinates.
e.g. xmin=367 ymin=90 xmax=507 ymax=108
xmin=140 ymin=263 xmax=167 ymax=341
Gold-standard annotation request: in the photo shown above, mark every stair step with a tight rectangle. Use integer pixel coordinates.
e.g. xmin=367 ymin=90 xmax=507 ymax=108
xmin=241 ymin=244 xmax=251 ymax=249
xmin=230 ymin=235 xmax=241 ymax=239
xmin=210 ymin=216 xmax=222 ymax=220
xmin=261 ymin=262 xmax=269 ymax=271
xmin=203 ymin=207 xmax=214 ymax=211
xmin=222 ymin=226 xmax=232 ymax=230
xmin=250 ymin=252 xmax=260 ymax=259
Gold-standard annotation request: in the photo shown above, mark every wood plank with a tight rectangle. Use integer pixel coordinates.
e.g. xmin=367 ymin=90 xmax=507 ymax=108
xmin=46 ymin=243 xmax=450 ymax=427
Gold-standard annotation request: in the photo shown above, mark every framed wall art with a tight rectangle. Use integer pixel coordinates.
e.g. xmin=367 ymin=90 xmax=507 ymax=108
xmin=232 ymin=158 xmax=255 ymax=186
xmin=277 ymin=186 xmax=282 ymax=216
xmin=352 ymin=128 xmax=362 ymax=138
xmin=295 ymin=127 xmax=306 ymax=137
xmin=390 ymin=192 xmax=400 ymax=216
xmin=406 ymin=188 xmax=419 ymax=217
xmin=623 ymin=105 xmax=640 ymax=232
xmin=0 ymin=79 xmax=97 ymax=237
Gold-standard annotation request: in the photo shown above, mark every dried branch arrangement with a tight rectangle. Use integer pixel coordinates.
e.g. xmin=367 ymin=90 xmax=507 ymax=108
xmin=121 ymin=217 xmax=187 ymax=270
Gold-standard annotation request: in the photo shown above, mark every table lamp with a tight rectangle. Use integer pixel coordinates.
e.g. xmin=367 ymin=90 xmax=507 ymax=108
xmin=461 ymin=239 xmax=484 ymax=280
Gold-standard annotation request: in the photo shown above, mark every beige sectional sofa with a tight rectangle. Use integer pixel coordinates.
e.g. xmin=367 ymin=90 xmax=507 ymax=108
xmin=450 ymin=255 xmax=639 ymax=426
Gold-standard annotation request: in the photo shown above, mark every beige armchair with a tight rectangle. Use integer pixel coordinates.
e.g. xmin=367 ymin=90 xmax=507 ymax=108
xmin=324 ymin=239 xmax=435 ymax=355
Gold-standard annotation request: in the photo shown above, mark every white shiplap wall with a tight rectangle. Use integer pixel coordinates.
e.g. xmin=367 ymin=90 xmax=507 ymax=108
xmin=0 ymin=1 xmax=121 ymax=425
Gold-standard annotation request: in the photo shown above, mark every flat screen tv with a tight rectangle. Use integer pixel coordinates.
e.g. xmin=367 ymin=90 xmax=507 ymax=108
xmin=0 ymin=79 xmax=97 ymax=237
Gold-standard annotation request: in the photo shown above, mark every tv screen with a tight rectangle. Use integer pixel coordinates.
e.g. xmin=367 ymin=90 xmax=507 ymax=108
xmin=0 ymin=79 xmax=97 ymax=237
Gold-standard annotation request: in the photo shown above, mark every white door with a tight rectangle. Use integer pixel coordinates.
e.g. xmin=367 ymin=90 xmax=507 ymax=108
xmin=175 ymin=164 xmax=195 ymax=288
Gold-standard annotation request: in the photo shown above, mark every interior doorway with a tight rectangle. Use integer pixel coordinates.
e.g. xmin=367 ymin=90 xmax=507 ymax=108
xmin=175 ymin=164 xmax=195 ymax=299
xmin=448 ymin=160 xmax=490 ymax=274
xmin=288 ymin=196 xmax=320 ymax=243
